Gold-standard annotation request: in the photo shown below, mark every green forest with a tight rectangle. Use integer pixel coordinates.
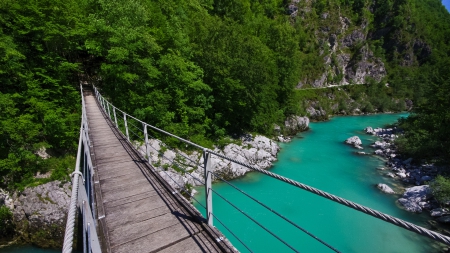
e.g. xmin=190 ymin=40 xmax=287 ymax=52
xmin=1 ymin=0 xmax=450 ymax=190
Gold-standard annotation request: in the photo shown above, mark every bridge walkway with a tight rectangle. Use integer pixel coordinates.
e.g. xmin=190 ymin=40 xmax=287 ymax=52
xmin=84 ymin=93 xmax=235 ymax=253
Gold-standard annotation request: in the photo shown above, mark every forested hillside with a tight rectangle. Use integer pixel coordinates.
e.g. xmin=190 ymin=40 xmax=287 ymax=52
xmin=1 ymin=0 xmax=449 ymax=190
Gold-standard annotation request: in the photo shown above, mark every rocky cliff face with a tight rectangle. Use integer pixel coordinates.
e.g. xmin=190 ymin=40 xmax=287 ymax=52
xmin=290 ymin=0 xmax=430 ymax=88
xmin=1 ymin=181 xmax=72 ymax=248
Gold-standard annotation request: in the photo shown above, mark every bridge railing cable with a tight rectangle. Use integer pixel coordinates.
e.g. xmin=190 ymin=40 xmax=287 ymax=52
xmin=92 ymin=86 xmax=450 ymax=252
xmin=63 ymin=86 xmax=102 ymax=253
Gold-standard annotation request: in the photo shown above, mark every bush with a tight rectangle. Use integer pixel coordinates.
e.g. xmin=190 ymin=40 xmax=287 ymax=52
xmin=0 ymin=206 xmax=14 ymax=238
xmin=430 ymin=175 xmax=450 ymax=205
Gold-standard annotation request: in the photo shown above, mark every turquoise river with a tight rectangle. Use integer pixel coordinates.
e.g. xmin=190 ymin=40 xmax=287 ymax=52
xmin=0 ymin=113 xmax=442 ymax=253
xmin=194 ymin=113 xmax=442 ymax=253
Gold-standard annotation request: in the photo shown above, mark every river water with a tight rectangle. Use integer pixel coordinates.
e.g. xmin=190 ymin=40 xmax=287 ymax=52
xmin=1 ymin=113 xmax=441 ymax=253
xmin=194 ymin=113 xmax=442 ymax=253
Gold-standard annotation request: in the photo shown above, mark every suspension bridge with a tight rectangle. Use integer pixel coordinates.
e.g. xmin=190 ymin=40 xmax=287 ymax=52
xmin=63 ymin=85 xmax=450 ymax=253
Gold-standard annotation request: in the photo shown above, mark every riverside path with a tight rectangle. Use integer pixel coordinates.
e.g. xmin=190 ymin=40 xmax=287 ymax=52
xmin=83 ymin=92 xmax=236 ymax=253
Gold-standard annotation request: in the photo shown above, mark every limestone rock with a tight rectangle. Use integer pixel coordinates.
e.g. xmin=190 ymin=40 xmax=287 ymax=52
xmin=34 ymin=147 xmax=51 ymax=159
xmin=342 ymin=30 xmax=365 ymax=48
xmin=284 ymin=116 xmax=310 ymax=135
xmin=364 ymin=127 xmax=374 ymax=135
xmin=307 ymin=106 xmax=327 ymax=120
xmin=377 ymin=184 xmax=395 ymax=194
xmin=431 ymin=208 xmax=450 ymax=217
xmin=12 ymin=181 xmax=71 ymax=247
xmin=398 ymin=185 xmax=431 ymax=213
xmin=0 ymin=189 xmax=14 ymax=209
xmin=345 ymin=136 xmax=363 ymax=149
xmin=141 ymin=135 xmax=280 ymax=188
xmin=437 ymin=216 xmax=450 ymax=224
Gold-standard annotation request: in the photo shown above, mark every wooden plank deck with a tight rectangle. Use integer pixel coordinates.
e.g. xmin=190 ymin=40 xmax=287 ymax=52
xmin=84 ymin=93 xmax=237 ymax=253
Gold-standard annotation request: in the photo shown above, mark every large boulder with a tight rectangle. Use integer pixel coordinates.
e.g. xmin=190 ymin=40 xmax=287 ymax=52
xmin=12 ymin=181 xmax=71 ymax=248
xmin=431 ymin=208 xmax=450 ymax=217
xmin=284 ymin=116 xmax=310 ymax=135
xmin=397 ymin=185 xmax=431 ymax=213
xmin=345 ymin=136 xmax=363 ymax=149
xmin=377 ymin=183 xmax=395 ymax=194
xmin=364 ymin=127 xmax=374 ymax=135
xmin=307 ymin=106 xmax=327 ymax=120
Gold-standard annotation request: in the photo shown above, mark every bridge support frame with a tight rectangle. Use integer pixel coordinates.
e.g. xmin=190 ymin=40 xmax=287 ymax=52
xmin=204 ymin=150 xmax=213 ymax=226
xmin=106 ymin=102 xmax=111 ymax=119
xmin=113 ymin=107 xmax=118 ymax=128
xmin=123 ymin=113 xmax=130 ymax=141
xmin=143 ymin=124 xmax=151 ymax=164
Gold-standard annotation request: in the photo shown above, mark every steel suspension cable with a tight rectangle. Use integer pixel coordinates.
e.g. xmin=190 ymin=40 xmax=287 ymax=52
xmin=211 ymin=188 xmax=300 ymax=253
xmin=211 ymin=171 xmax=340 ymax=252
xmin=207 ymin=150 xmax=450 ymax=246
xmin=210 ymin=212 xmax=254 ymax=253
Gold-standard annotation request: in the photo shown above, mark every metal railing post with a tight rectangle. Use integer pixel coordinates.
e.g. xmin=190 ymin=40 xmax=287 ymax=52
xmin=102 ymin=97 xmax=106 ymax=111
xmin=144 ymin=124 xmax=151 ymax=164
xmin=123 ymin=113 xmax=130 ymax=141
xmin=203 ymin=150 xmax=213 ymax=226
xmin=87 ymin=222 xmax=92 ymax=253
xmin=82 ymin=200 xmax=86 ymax=253
xmin=113 ymin=107 xmax=118 ymax=128
xmin=107 ymin=102 xmax=111 ymax=119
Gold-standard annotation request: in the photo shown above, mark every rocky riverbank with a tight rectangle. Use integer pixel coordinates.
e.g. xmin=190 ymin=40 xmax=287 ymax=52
xmin=135 ymin=115 xmax=311 ymax=192
xmin=0 ymin=181 xmax=71 ymax=249
xmin=137 ymin=134 xmax=281 ymax=191
xmin=364 ymin=126 xmax=450 ymax=224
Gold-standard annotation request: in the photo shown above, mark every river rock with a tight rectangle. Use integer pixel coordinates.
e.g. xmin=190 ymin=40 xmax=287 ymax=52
xmin=284 ymin=116 xmax=309 ymax=135
xmin=431 ymin=208 xmax=450 ymax=217
xmin=398 ymin=185 xmax=431 ymax=213
xmin=403 ymin=158 xmax=413 ymax=165
xmin=421 ymin=175 xmax=432 ymax=182
xmin=437 ymin=216 xmax=450 ymax=224
xmin=374 ymin=149 xmax=384 ymax=155
xmin=387 ymin=172 xmax=396 ymax=178
xmin=396 ymin=172 xmax=407 ymax=178
xmin=345 ymin=136 xmax=363 ymax=149
xmin=364 ymin=126 xmax=374 ymax=135
xmin=377 ymin=184 xmax=395 ymax=194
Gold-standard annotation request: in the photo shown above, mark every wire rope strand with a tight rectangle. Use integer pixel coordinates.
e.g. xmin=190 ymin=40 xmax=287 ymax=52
xmin=211 ymin=171 xmax=340 ymax=253
xmin=210 ymin=213 xmax=254 ymax=253
xmin=207 ymin=149 xmax=450 ymax=246
xmin=211 ymin=189 xmax=300 ymax=253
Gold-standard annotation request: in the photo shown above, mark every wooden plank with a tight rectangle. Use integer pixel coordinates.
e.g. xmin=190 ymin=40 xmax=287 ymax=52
xmin=158 ymin=232 xmax=223 ymax=253
xmin=111 ymin=223 xmax=199 ymax=253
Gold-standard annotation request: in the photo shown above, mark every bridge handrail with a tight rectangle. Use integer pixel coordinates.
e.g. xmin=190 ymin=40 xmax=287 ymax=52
xmin=92 ymin=86 xmax=450 ymax=251
xmin=63 ymin=86 xmax=102 ymax=253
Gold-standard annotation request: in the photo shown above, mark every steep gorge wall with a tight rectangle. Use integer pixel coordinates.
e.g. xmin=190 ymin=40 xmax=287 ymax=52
xmin=291 ymin=0 xmax=431 ymax=88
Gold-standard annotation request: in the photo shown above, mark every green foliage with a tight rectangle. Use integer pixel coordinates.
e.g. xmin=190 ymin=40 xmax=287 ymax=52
xmin=0 ymin=0 xmax=81 ymax=189
xmin=430 ymin=175 xmax=450 ymax=205
xmin=1 ymin=0 xmax=450 ymax=190
xmin=0 ymin=206 xmax=14 ymax=238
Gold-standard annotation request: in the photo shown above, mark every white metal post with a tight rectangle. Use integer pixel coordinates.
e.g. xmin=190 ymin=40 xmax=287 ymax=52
xmin=107 ymin=102 xmax=111 ymax=119
xmin=113 ymin=107 xmax=118 ymax=128
xmin=82 ymin=200 xmax=86 ymax=253
xmin=102 ymin=97 xmax=106 ymax=111
xmin=87 ymin=222 xmax=92 ymax=253
xmin=123 ymin=113 xmax=130 ymax=141
xmin=204 ymin=150 xmax=213 ymax=226
xmin=144 ymin=124 xmax=151 ymax=164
